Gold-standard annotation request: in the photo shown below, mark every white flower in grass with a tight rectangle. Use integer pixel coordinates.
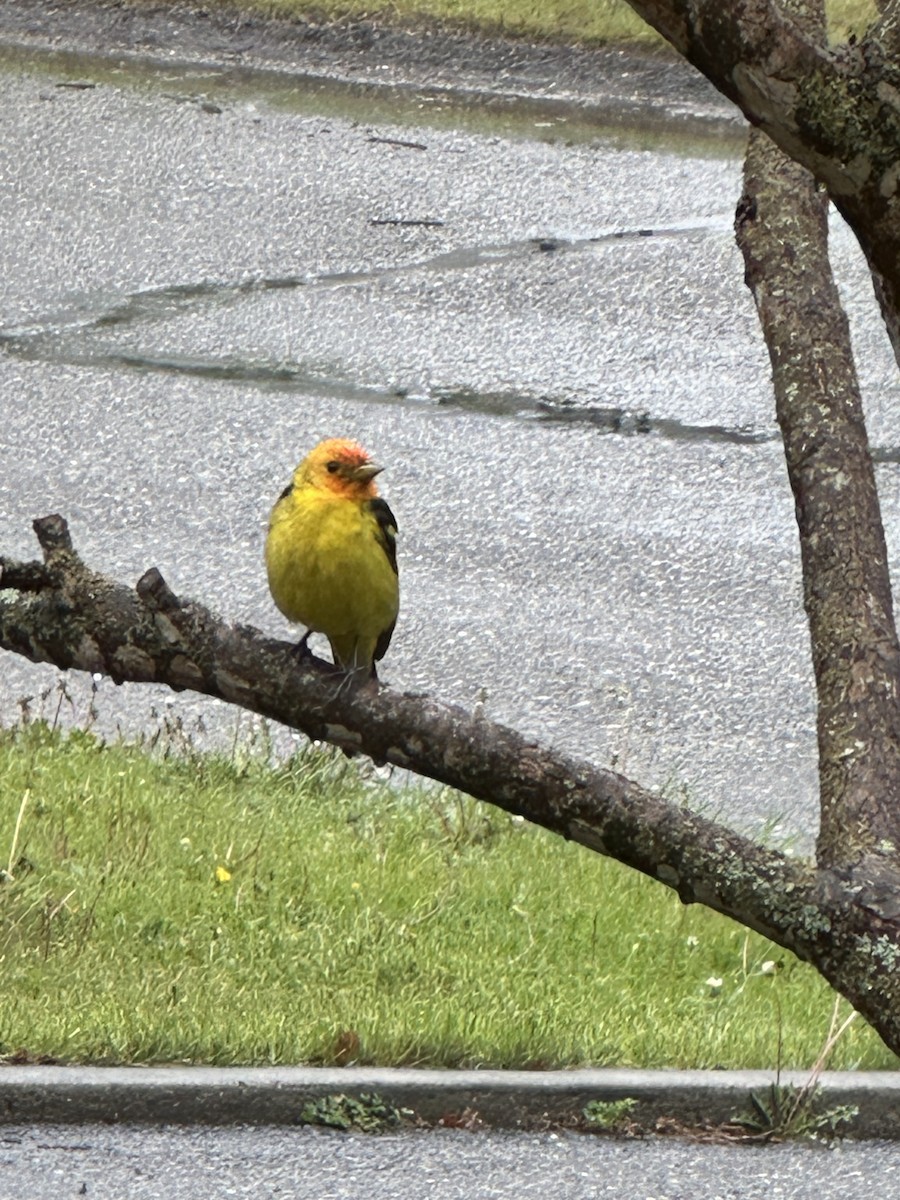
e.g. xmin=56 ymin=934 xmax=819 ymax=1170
xmin=706 ymin=976 xmax=723 ymax=989
xmin=761 ymin=960 xmax=778 ymax=975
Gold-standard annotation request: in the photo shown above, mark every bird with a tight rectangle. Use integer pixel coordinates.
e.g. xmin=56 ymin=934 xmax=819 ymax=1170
xmin=265 ymin=438 xmax=399 ymax=679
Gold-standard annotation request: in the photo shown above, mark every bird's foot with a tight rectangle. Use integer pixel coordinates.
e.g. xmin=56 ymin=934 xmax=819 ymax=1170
xmin=292 ymin=631 xmax=313 ymax=661
xmin=330 ymin=664 xmax=378 ymax=699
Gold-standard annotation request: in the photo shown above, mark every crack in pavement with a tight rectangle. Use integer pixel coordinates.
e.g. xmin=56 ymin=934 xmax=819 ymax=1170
xmin=0 ymin=215 xmax=732 ymax=341
xmin=0 ymin=213 xmax=835 ymax=450
xmin=0 ymin=211 xmax=734 ymax=340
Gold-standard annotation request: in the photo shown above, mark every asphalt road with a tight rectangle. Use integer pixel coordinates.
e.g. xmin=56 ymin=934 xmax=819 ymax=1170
xmin=2 ymin=1123 xmax=899 ymax=1200
xmin=1 ymin=6 xmax=898 ymax=848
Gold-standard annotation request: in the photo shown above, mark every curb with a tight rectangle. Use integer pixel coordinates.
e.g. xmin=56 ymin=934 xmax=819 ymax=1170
xmin=2 ymin=1066 xmax=899 ymax=1137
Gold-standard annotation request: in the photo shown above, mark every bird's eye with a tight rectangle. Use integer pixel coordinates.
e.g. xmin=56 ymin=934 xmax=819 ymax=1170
xmin=326 ymin=461 xmax=340 ymax=474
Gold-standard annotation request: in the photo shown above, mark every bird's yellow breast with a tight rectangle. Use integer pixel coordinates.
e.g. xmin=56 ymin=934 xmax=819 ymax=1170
xmin=265 ymin=485 xmax=398 ymax=644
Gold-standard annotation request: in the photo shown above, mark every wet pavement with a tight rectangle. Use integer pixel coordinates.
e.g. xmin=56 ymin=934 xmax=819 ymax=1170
xmin=1 ymin=1121 xmax=898 ymax=1200
xmin=1 ymin=9 xmax=898 ymax=843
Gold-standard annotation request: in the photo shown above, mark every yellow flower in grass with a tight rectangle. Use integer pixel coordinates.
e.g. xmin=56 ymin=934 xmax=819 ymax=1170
xmin=215 ymin=865 xmax=232 ymax=884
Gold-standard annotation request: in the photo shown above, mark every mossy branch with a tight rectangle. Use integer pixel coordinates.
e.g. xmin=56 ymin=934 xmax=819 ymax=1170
xmin=732 ymin=4 xmax=900 ymax=869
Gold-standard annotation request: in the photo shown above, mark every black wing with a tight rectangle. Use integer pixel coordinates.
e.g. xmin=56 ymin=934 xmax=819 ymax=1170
xmin=369 ymin=497 xmax=398 ymax=664
xmin=368 ymin=497 xmax=398 ymax=576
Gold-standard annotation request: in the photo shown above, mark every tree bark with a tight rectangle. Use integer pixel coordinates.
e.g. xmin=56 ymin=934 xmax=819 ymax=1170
xmin=869 ymin=0 xmax=900 ymax=55
xmin=730 ymin=6 xmax=900 ymax=869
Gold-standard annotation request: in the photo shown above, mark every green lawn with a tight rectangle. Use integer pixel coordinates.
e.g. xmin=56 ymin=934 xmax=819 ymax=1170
xmin=0 ymin=719 xmax=894 ymax=1069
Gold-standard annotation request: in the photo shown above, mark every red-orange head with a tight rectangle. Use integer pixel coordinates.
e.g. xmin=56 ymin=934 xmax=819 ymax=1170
xmin=294 ymin=438 xmax=384 ymax=500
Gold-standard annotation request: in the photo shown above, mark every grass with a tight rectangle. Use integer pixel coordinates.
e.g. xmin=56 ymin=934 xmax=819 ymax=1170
xmin=122 ymin=0 xmax=878 ymax=47
xmin=0 ymin=715 xmax=896 ymax=1070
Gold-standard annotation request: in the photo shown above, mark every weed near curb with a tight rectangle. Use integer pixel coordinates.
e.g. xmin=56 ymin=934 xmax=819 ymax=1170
xmin=299 ymin=1092 xmax=411 ymax=1132
xmin=582 ymin=1098 xmax=638 ymax=1131
xmin=733 ymin=1082 xmax=858 ymax=1142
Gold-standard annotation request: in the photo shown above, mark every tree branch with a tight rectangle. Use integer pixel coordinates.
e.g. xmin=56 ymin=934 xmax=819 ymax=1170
xmin=1 ymin=514 xmax=814 ymax=941
xmin=618 ymin=1 xmax=829 ymax=120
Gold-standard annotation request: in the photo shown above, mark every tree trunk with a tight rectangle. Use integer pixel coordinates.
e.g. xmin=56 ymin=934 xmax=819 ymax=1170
xmin=728 ymin=0 xmax=900 ymax=870
xmin=737 ymin=129 xmax=900 ymax=870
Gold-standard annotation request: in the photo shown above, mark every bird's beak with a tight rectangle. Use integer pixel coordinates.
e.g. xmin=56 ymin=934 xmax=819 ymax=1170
xmin=351 ymin=462 xmax=384 ymax=482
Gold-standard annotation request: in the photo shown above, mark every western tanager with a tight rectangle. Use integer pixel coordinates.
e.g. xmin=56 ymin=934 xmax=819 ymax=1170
xmin=265 ymin=438 xmax=399 ymax=677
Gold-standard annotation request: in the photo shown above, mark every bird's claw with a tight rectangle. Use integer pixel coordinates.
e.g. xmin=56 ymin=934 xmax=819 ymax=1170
xmin=292 ymin=631 xmax=313 ymax=661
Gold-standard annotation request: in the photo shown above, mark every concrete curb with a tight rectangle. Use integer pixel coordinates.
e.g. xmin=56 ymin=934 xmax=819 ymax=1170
xmin=1 ymin=1066 xmax=899 ymax=1137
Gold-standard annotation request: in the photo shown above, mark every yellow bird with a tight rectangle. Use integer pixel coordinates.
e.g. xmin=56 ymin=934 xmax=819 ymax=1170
xmin=265 ymin=438 xmax=399 ymax=677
